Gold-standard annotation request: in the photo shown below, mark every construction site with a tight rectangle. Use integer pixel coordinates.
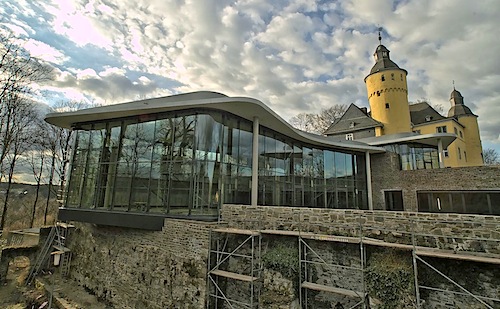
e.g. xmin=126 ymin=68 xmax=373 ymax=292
xmin=1 ymin=92 xmax=499 ymax=308
xmin=1 ymin=204 xmax=499 ymax=308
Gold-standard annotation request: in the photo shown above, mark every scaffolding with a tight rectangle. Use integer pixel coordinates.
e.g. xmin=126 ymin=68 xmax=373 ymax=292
xmin=26 ymin=222 xmax=74 ymax=286
xmin=207 ymin=212 xmax=500 ymax=308
xmin=299 ymin=234 xmax=367 ymax=309
xmin=207 ymin=228 xmax=262 ymax=309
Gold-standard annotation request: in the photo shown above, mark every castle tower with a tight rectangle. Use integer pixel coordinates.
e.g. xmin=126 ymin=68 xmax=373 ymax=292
xmin=447 ymin=88 xmax=484 ymax=166
xmin=364 ymin=39 xmax=411 ymax=136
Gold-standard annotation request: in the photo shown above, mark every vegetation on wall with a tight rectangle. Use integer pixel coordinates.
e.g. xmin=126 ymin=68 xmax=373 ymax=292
xmin=365 ymin=249 xmax=415 ymax=309
xmin=418 ymin=257 xmax=500 ymax=303
xmin=262 ymin=242 xmax=299 ymax=280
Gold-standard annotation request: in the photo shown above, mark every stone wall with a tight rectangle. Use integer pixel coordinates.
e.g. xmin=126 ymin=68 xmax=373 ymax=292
xmin=0 ymin=227 xmax=51 ymax=283
xmin=221 ymin=205 xmax=500 ymax=254
xmin=64 ymin=206 xmax=500 ymax=308
xmin=67 ymin=219 xmax=215 ymax=309
xmin=370 ymin=152 xmax=500 ymax=211
xmin=221 ymin=205 xmax=500 ymax=308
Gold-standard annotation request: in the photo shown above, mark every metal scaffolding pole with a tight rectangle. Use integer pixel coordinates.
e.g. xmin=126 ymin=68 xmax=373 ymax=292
xmin=207 ymin=228 xmax=261 ymax=308
xmin=299 ymin=234 xmax=366 ymax=308
xmin=213 ymin=213 xmax=500 ymax=308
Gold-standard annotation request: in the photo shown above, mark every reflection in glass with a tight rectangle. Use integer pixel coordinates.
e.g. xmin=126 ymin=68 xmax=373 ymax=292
xmin=386 ymin=143 xmax=440 ymax=170
xmin=65 ymin=110 xmax=368 ymax=218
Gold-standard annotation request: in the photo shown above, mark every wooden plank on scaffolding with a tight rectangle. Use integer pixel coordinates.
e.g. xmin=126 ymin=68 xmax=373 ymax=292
xmin=260 ymin=230 xmax=361 ymax=244
xmin=416 ymin=248 xmax=500 ymax=265
xmin=260 ymin=229 xmax=302 ymax=236
xmin=210 ymin=270 xmax=258 ymax=282
xmin=363 ymin=237 xmax=413 ymax=250
xmin=53 ymin=245 xmax=71 ymax=253
xmin=211 ymin=227 xmax=260 ymax=236
xmin=301 ymin=233 xmax=361 ymax=244
xmin=301 ymin=281 xmax=365 ymax=298
xmin=363 ymin=237 xmax=500 ymax=264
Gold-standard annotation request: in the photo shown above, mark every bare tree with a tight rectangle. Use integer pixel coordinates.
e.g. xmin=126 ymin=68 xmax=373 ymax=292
xmin=44 ymin=123 xmax=70 ymax=223
xmin=0 ymin=28 xmax=53 ymax=229
xmin=0 ymin=96 xmax=40 ymax=230
xmin=26 ymin=119 xmax=49 ymax=227
xmin=289 ymin=113 xmax=317 ymax=133
xmin=42 ymin=100 xmax=99 ymax=223
xmin=289 ymin=105 xmax=347 ymax=134
xmin=483 ymin=148 xmax=499 ymax=165
xmin=410 ymin=98 xmax=445 ymax=115
xmin=0 ymin=28 xmax=52 ymax=104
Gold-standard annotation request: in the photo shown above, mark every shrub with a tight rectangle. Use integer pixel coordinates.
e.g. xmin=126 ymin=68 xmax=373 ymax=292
xmin=365 ymin=250 xmax=415 ymax=309
xmin=262 ymin=243 xmax=298 ymax=280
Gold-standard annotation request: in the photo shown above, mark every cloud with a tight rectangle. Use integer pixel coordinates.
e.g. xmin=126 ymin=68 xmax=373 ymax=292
xmin=51 ymin=66 xmax=174 ymax=104
xmin=1 ymin=0 xmax=499 ymax=152
xmin=23 ymin=38 xmax=68 ymax=63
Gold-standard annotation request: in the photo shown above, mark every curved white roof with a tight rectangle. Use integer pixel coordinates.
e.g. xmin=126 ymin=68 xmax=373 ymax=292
xmin=357 ymin=132 xmax=457 ymax=149
xmin=45 ymin=91 xmax=385 ymax=154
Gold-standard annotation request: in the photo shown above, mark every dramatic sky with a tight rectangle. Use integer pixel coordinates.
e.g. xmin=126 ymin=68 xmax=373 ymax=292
xmin=2 ymin=0 xmax=499 ymax=151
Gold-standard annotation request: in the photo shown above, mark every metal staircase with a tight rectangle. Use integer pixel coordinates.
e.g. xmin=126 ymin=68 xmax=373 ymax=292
xmin=26 ymin=223 xmax=74 ymax=285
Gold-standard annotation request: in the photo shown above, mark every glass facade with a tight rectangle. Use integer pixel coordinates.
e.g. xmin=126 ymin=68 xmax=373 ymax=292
xmin=417 ymin=191 xmax=500 ymax=215
xmin=66 ymin=110 xmax=368 ymax=218
xmin=384 ymin=143 xmax=440 ymax=170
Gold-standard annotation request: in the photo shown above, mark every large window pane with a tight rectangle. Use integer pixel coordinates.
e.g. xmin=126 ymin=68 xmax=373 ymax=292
xmin=65 ymin=109 xmax=369 ymax=216
xmin=417 ymin=191 xmax=500 ymax=215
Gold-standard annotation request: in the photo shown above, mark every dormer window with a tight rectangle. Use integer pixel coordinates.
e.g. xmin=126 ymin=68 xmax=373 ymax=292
xmin=349 ymin=122 xmax=355 ymax=128
xmin=425 ymin=115 xmax=432 ymax=122
xmin=437 ymin=126 xmax=447 ymax=133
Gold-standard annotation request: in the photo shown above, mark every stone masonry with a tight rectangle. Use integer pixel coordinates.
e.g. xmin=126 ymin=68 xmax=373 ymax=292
xmin=67 ymin=219 xmax=215 ymax=309
xmin=221 ymin=204 xmax=500 ymax=308
xmin=61 ymin=205 xmax=500 ymax=308
xmin=370 ymin=152 xmax=500 ymax=211
xmin=221 ymin=205 xmax=500 ymax=255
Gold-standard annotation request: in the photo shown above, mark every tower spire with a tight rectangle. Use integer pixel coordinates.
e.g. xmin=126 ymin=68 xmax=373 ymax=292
xmin=453 ymin=80 xmax=456 ymax=90
xmin=378 ymin=27 xmax=382 ymax=45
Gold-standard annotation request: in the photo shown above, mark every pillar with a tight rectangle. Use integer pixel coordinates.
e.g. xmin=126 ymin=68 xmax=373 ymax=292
xmin=251 ymin=117 xmax=259 ymax=206
xmin=366 ymin=151 xmax=373 ymax=210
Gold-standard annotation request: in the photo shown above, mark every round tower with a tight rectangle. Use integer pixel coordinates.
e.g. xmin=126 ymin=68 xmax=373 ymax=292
xmin=448 ymin=88 xmax=484 ymax=166
xmin=364 ymin=43 xmax=411 ymax=136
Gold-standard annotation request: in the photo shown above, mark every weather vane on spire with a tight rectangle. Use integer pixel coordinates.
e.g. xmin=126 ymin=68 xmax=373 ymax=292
xmin=453 ymin=80 xmax=455 ymax=90
xmin=378 ymin=27 xmax=383 ymax=45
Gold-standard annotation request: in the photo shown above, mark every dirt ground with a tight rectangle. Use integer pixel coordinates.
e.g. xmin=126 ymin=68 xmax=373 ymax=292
xmin=0 ymin=256 xmax=111 ymax=309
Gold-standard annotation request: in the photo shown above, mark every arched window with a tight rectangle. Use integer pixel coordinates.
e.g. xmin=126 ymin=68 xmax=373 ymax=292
xmin=381 ymin=75 xmax=385 ymax=81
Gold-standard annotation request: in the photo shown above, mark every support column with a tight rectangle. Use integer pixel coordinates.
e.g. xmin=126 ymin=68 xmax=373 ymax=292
xmin=437 ymin=138 xmax=444 ymax=168
xmin=251 ymin=117 xmax=259 ymax=206
xmin=365 ymin=151 xmax=373 ymax=210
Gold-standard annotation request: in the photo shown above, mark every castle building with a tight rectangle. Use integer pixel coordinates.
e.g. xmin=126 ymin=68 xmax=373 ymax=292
xmin=325 ymin=41 xmax=484 ymax=168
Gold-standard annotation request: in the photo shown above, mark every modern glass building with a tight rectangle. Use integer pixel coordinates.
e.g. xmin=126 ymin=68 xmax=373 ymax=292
xmin=356 ymin=133 xmax=456 ymax=170
xmin=45 ymin=92 xmax=385 ymax=229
